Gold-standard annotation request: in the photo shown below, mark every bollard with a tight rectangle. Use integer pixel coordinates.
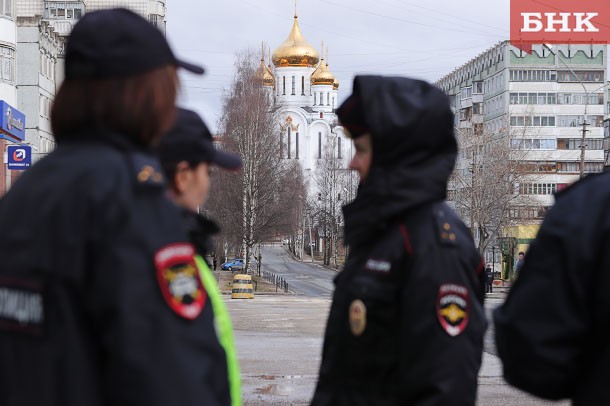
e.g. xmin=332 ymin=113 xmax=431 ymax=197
xmin=231 ymin=274 xmax=254 ymax=299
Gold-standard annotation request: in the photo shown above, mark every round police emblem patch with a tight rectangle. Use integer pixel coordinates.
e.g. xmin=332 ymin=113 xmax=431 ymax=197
xmin=349 ymin=299 xmax=367 ymax=336
xmin=155 ymin=243 xmax=206 ymax=320
xmin=436 ymin=284 xmax=469 ymax=337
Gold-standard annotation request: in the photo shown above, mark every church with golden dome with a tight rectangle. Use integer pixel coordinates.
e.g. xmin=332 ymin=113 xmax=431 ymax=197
xmin=257 ymin=8 xmax=350 ymax=182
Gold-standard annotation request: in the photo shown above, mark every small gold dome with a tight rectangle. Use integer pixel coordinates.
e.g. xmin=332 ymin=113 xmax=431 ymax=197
xmin=256 ymin=58 xmax=274 ymax=87
xmin=272 ymin=16 xmax=319 ymax=67
xmin=255 ymin=44 xmax=274 ymax=87
xmin=332 ymin=78 xmax=339 ymax=90
xmin=311 ymin=57 xmax=335 ymax=86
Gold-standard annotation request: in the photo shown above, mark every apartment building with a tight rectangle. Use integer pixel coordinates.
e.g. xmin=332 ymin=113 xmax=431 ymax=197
xmin=436 ymin=42 xmax=607 ymax=275
xmin=0 ymin=0 xmax=27 ymax=194
xmin=0 ymin=0 xmax=167 ymax=196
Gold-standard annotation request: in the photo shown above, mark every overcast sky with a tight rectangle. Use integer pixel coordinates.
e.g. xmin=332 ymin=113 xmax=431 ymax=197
xmin=166 ymin=0 xmax=510 ymax=133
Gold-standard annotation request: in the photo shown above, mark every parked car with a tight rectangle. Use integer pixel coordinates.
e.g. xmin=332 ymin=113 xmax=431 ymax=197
xmin=221 ymin=258 xmax=245 ymax=272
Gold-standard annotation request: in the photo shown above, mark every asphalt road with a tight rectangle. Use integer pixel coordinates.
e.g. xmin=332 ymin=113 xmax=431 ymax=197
xmin=259 ymin=245 xmax=336 ymax=298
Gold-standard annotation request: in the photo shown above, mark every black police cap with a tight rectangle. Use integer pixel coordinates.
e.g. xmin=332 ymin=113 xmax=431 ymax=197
xmin=159 ymin=108 xmax=242 ymax=170
xmin=65 ymin=8 xmax=204 ymax=80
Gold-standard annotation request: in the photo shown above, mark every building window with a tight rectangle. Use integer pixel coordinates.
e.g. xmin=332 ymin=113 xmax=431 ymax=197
xmin=287 ymin=127 xmax=291 ymax=159
xmin=557 ymin=70 xmax=604 ymax=83
xmin=314 ymin=93 xmax=316 ymax=105
xmin=291 ymin=76 xmax=295 ymax=95
xmin=318 ymin=132 xmax=322 ymax=159
xmin=510 ymin=138 xmax=557 ymax=150
xmin=473 ymin=81 xmax=483 ymax=94
xmin=301 ymin=76 xmax=305 ymax=96
xmin=556 ymin=115 xmax=604 ymax=128
xmin=510 ymin=116 xmax=555 ymax=127
xmin=0 ymin=0 xmax=13 ymax=17
xmin=557 ymin=162 xmax=604 ymax=173
xmin=0 ymin=45 xmax=15 ymax=83
xmin=47 ymin=3 xmax=83 ymax=20
xmin=327 ymin=93 xmax=330 ymax=105
xmin=557 ymin=138 xmax=604 ymax=150
xmin=295 ymin=132 xmax=299 ymax=159
xmin=509 ymin=69 xmax=557 ymax=82
xmin=337 ymin=137 xmax=342 ymax=159
xmin=519 ymin=183 xmax=558 ymax=195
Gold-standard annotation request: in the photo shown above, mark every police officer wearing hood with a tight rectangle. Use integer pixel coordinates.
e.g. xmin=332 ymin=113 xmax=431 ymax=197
xmin=311 ymin=76 xmax=487 ymax=405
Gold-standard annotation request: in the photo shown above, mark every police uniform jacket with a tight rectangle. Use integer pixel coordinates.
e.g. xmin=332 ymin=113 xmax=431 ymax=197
xmin=0 ymin=130 xmax=230 ymax=406
xmin=495 ymin=171 xmax=610 ymax=405
xmin=311 ymin=77 xmax=486 ymax=405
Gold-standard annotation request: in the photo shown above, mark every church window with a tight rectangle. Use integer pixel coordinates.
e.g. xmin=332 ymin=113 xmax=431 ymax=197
xmin=338 ymin=137 xmax=342 ymax=159
xmin=291 ymin=76 xmax=295 ymax=95
xmin=320 ymin=112 xmax=323 ymax=119
xmin=327 ymin=93 xmax=330 ymax=105
xmin=314 ymin=93 xmax=317 ymax=105
xmin=318 ymin=132 xmax=322 ymax=159
xmin=301 ymin=76 xmax=305 ymax=95
xmin=287 ymin=127 xmax=291 ymax=158
xmin=282 ymin=76 xmax=286 ymax=95
xmin=296 ymin=132 xmax=299 ymax=159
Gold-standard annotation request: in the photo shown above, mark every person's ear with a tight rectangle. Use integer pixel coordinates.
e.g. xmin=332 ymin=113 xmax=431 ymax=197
xmin=173 ymin=161 xmax=191 ymax=193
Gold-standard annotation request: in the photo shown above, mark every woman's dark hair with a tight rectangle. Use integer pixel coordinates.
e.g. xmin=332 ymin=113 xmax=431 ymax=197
xmin=161 ymin=160 xmax=200 ymax=188
xmin=51 ymin=65 xmax=178 ymax=146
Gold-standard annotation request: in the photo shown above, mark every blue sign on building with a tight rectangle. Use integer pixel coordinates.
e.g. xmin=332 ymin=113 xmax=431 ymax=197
xmin=0 ymin=101 xmax=25 ymax=141
xmin=7 ymin=145 xmax=32 ymax=170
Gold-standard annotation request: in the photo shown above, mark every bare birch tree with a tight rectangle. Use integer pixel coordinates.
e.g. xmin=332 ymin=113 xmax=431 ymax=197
xmin=212 ymin=50 xmax=304 ymax=273
xmin=311 ymin=135 xmax=353 ymax=267
xmin=448 ymin=119 xmax=545 ymax=255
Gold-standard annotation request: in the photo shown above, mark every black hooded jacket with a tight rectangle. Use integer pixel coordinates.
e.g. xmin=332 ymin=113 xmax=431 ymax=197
xmin=494 ymin=171 xmax=610 ymax=405
xmin=0 ymin=130 xmax=230 ymax=406
xmin=312 ymin=76 xmax=486 ymax=405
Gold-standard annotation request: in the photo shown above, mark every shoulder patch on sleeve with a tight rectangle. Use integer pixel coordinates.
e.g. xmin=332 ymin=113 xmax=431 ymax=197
xmin=437 ymin=284 xmax=469 ymax=337
xmin=155 ymin=243 xmax=206 ymax=320
xmin=434 ymin=208 xmax=458 ymax=246
xmin=130 ymin=153 xmax=166 ymax=189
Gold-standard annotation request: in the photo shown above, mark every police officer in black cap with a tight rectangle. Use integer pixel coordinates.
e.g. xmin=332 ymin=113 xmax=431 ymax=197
xmin=0 ymin=8 xmax=229 ymax=406
xmin=158 ymin=108 xmax=242 ymax=406
xmin=311 ymin=76 xmax=487 ymax=405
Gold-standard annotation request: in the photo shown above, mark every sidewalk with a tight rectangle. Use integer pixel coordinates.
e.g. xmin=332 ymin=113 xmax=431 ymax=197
xmin=226 ymin=295 xmax=568 ymax=405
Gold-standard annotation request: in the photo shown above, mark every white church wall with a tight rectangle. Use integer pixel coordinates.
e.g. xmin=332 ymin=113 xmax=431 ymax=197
xmin=275 ymin=66 xmax=315 ymax=107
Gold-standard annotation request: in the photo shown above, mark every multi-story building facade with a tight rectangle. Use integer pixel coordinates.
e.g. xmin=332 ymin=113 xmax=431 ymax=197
xmin=17 ymin=16 xmax=61 ymax=163
xmin=0 ymin=0 xmax=27 ymax=194
xmin=436 ymin=42 xmax=607 ymax=275
xmin=0 ymin=0 xmax=168 ymax=196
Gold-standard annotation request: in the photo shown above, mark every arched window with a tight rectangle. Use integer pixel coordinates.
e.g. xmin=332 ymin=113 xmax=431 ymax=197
xmin=327 ymin=93 xmax=330 ymax=105
xmin=291 ymin=76 xmax=295 ymax=95
xmin=282 ymin=76 xmax=286 ymax=95
xmin=318 ymin=132 xmax=322 ymax=159
xmin=295 ymin=132 xmax=299 ymax=159
xmin=337 ymin=137 xmax=342 ymax=159
xmin=287 ymin=127 xmax=291 ymax=158
xmin=314 ymin=93 xmax=317 ymax=105
xmin=301 ymin=76 xmax=305 ymax=95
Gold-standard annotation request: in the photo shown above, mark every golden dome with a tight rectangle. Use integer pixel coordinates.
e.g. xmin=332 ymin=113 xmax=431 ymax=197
xmin=272 ymin=16 xmax=319 ymax=67
xmin=256 ymin=44 xmax=274 ymax=87
xmin=311 ymin=47 xmax=335 ymax=86
xmin=332 ymin=78 xmax=339 ymax=90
